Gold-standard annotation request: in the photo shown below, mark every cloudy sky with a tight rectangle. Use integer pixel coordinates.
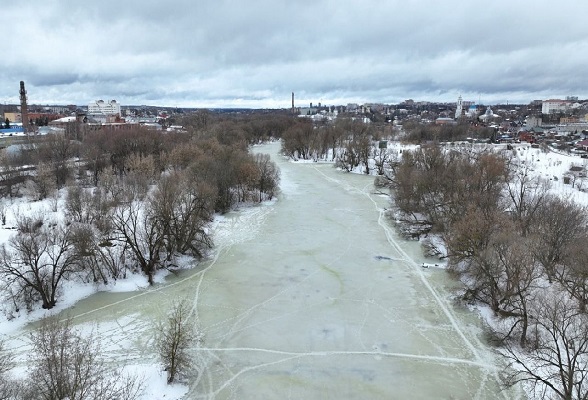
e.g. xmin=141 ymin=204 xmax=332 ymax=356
xmin=3 ymin=1 xmax=588 ymax=108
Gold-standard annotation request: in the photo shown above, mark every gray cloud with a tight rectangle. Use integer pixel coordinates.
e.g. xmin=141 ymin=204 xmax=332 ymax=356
xmin=3 ymin=0 xmax=588 ymax=107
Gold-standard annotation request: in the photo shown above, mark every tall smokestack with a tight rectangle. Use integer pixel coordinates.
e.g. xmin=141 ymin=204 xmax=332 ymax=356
xmin=19 ymin=81 xmax=29 ymax=133
xmin=291 ymin=92 xmax=295 ymax=114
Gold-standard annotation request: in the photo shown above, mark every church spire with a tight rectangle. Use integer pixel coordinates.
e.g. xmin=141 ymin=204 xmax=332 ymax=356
xmin=455 ymin=95 xmax=463 ymax=119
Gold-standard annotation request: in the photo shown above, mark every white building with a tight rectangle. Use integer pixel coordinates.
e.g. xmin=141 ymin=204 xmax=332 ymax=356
xmin=541 ymin=99 xmax=571 ymax=114
xmin=88 ymin=99 xmax=121 ymax=116
xmin=467 ymin=105 xmax=478 ymax=118
xmin=479 ymin=106 xmax=498 ymax=122
xmin=525 ymin=115 xmax=542 ymax=128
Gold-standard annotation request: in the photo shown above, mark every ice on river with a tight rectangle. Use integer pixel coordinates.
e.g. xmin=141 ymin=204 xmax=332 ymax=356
xmin=175 ymin=142 xmax=522 ymax=399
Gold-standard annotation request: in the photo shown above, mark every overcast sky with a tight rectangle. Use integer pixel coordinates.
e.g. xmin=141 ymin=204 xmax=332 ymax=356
xmin=3 ymin=1 xmax=588 ymax=108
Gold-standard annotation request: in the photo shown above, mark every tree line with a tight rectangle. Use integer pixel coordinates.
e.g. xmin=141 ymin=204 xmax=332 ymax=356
xmin=400 ymin=120 xmax=495 ymax=143
xmin=0 ymin=113 xmax=288 ymax=314
xmin=280 ymin=118 xmax=494 ymax=174
xmin=280 ymin=117 xmax=396 ymax=174
xmin=384 ymin=143 xmax=588 ymax=399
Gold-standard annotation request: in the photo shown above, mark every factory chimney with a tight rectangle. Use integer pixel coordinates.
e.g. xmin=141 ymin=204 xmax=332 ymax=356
xmin=19 ymin=81 xmax=29 ymax=133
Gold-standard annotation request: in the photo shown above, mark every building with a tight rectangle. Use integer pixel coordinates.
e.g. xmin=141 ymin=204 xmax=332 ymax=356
xmin=466 ymin=105 xmax=478 ymax=118
xmin=560 ymin=116 xmax=580 ymax=124
xmin=88 ymin=100 xmax=121 ymax=116
xmin=3 ymin=112 xmax=21 ymax=123
xmin=479 ymin=107 xmax=499 ymax=122
xmin=455 ymin=95 xmax=463 ymax=119
xmin=542 ymin=99 xmax=571 ymax=114
xmin=525 ymin=115 xmax=542 ymax=128
xmin=435 ymin=117 xmax=456 ymax=125
xmin=43 ymin=105 xmax=76 ymax=114
xmin=298 ymin=107 xmax=318 ymax=116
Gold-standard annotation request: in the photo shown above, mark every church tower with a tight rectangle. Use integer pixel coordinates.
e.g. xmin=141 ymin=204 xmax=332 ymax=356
xmin=455 ymin=95 xmax=463 ymax=119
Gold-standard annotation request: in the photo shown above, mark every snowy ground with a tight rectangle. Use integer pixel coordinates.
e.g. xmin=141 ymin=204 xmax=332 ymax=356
xmin=447 ymin=142 xmax=588 ymax=205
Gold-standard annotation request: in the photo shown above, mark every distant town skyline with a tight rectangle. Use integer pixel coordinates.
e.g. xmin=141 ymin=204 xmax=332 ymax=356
xmin=3 ymin=1 xmax=588 ymax=108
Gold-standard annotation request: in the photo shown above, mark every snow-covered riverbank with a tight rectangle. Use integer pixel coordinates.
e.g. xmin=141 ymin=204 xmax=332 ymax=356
xmin=2 ymin=140 xmax=585 ymax=399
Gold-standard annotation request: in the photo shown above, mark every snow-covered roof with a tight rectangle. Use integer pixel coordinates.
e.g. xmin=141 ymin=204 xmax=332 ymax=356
xmin=50 ymin=116 xmax=77 ymax=124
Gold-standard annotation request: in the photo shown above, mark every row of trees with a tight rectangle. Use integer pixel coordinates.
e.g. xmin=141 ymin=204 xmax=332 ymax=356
xmin=280 ymin=119 xmax=495 ymax=175
xmin=385 ymin=143 xmax=588 ymax=399
xmin=280 ymin=117 xmax=394 ymax=175
xmin=180 ymin=110 xmax=296 ymax=145
xmin=0 ymin=112 xmax=289 ymax=201
xmin=400 ymin=120 xmax=495 ymax=143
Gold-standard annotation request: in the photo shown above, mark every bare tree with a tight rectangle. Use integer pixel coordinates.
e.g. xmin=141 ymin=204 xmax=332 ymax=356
xmin=119 ymin=172 xmax=151 ymax=202
xmin=336 ymin=141 xmax=360 ymax=172
xmin=149 ymin=172 xmax=214 ymax=261
xmin=491 ymin=234 xmax=542 ymax=347
xmin=157 ymin=300 xmax=202 ymax=384
xmin=532 ymin=196 xmax=588 ymax=282
xmin=80 ymin=134 xmax=109 ymax=187
xmin=323 ymin=125 xmax=345 ymax=161
xmin=65 ymin=186 xmax=92 ymax=223
xmin=111 ymin=199 xmax=163 ymax=285
xmin=234 ymin=157 xmax=259 ymax=203
xmin=505 ymin=162 xmax=551 ymax=236
xmin=26 ymin=317 xmax=143 ymax=400
xmin=35 ymin=133 xmax=77 ymax=189
xmin=0 ymin=222 xmax=80 ymax=309
xmin=449 ymin=210 xmax=542 ymax=346
xmin=97 ymin=170 xmax=125 ymax=204
xmin=557 ymin=239 xmax=588 ymax=312
xmin=446 ymin=206 xmax=505 ymax=263
xmin=281 ymin=121 xmax=314 ymax=160
xmin=68 ymin=223 xmax=110 ymax=285
xmin=65 ymin=186 xmax=111 ymax=226
xmin=254 ymin=153 xmax=280 ymax=201
xmin=0 ymin=340 xmax=10 ymax=378
xmin=357 ymin=135 xmax=373 ymax=174
xmin=163 ymin=141 xmax=205 ymax=171
xmin=373 ymin=146 xmax=390 ymax=175
xmin=503 ymin=295 xmax=588 ymax=400
xmin=32 ymin=162 xmax=56 ymax=200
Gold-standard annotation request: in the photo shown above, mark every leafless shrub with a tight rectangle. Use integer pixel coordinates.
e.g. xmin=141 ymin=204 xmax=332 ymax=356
xmin=13 ymin=212 xmax=44 ymax=234
xmin=26 ymin=317 xmax=143 ymax=400
xmin=0 ymin=202 xmax=7 ymax=226
xmin=156 ymin=300 xmax=202 ymax=384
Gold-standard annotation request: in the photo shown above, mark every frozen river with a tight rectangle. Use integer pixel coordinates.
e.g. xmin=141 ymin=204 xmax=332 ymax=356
xmin=7 ymin=141 xmax=523 ymax=399
xmin=175 ymin=141 xmax=519 ymax=399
